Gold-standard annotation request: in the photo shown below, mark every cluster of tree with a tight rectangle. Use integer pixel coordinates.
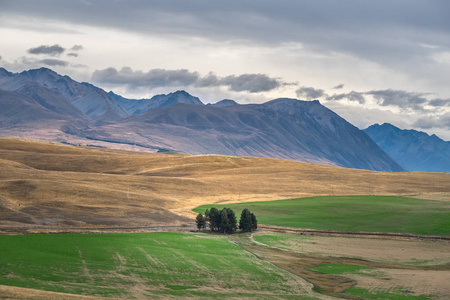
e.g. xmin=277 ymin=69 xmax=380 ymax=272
xmin=195 ymin=207 xmax=257 ymax=234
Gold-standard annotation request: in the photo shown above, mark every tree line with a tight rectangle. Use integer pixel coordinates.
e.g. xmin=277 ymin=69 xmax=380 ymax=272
xmin=195 ymin=207 xmax=257 ymax=234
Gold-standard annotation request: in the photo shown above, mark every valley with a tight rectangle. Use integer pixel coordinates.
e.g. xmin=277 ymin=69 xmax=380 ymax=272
xmin=0 ymin=138 xmax=449 ymax=299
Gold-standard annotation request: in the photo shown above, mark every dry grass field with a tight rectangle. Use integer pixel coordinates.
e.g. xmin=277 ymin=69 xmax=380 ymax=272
xmin=0 ymin=137 xmax=449 ymax=230
xmin=251 ymin=231 xmax=450 ymax=299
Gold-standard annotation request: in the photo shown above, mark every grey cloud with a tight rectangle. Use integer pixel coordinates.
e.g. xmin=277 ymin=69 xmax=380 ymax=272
xmin=327 ymin=91 xmax=366 ymax=104
xmin=414 ymin=113 xmax=450 ymax=130
xmin=428 ymin=98 xmax=450 ymax=107
xmin=333 ymin=84 xmax=344 ymax=89
xmin=5 ymin=1 xmax=450 ymax=66
xmin=296 ymin=86 xmax=326 ymax=100
xmin=93 ymin=67 xmax=286 ymax=93
xmin=67 ymin=53 xmax=79 ymax=57
xmin=27 ymin=44 xmax=65 ymax=56
xmin=70 ymin=45 xmax=83 ymax=51
xmin=40 ymin=58 xmax=69 ymax=66
xmin=220 ymin=74 xmax=283 ymax=93
xmin=366 ymin=89 xmax=428 ymax=111
xmin=92 ymin=67 xmax=199 ymax=89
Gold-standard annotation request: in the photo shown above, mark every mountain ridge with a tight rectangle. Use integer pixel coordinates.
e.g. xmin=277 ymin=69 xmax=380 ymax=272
xmin=364 ymin=123 xmax=450 ymax=172
xmin=0 ymin=67 xmax=407 ymax=172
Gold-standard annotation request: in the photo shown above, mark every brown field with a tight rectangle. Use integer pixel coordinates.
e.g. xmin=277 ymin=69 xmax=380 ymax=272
xmin=236 ymin=232 xmax=450 ymax=299
xmin=252 ymin=231 xmax=450 ymax=265
xmin=0 ymin=137 xmax=449 ymax=229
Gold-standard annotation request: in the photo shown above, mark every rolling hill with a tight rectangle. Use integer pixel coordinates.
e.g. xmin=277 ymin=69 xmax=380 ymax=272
xmin=0 ymin=138 xmax=448 ymax=230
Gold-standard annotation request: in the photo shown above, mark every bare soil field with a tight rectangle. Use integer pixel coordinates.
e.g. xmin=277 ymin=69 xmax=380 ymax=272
xmin=351 ymin=269 xmax=450 ymax=299
xmin=252 ymin=231 xmax=450 ymax=265
xmin=0 ymin=137 xmax=449 ymax=230
xmin=0 ymin=284 xmax=119 ymax=300
xmin=234 ymin=232 xmax=450 ymax=299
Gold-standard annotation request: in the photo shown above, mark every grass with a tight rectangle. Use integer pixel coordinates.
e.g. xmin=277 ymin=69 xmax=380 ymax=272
xmin=306 ymin=264 xmax=433 ymax=299
xmin=307 ymin=263 xmax=373 ymax=275
xmin=193 ymin=195 xmax=450 ymax=236
xmin=346 ymin=287 xmax=432 ymax=300
xmin=0 ymin=232 xmax=316 ymax=299
xmin=1 ymin=138 xmax=449 ymax=229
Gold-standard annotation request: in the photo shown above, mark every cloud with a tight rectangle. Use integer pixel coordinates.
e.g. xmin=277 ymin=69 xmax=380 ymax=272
xmin=219 ymin=74 xmax=284 ymax=93
xmin=93 ymin=67 xmax=287 ymax=93
xmin=428 ymin=98 xmax=450 ymax=107
xmin=327 ymin=91 xmax=366 ymax=104
xmin=414 ymin=112 xmax=450 ymax=130
xmin=70 ymin=45 xmax=83 ymax=51
xmin=333 ymin=84 xmax=344 ymax=89
xmin=366 ymin=89 xmax=428 ymax=111
xmin=296 ymin=86 xmax=326 ymax=100
xmin=67 ymin=53 xmax=79 ymax=57
xmin=40 ymin=58 xmax=69 ymax=66
xmin=27 ymin=44 xmax=65 ymax=56
xmin=92 ymin=67 xmax=199 ymax=89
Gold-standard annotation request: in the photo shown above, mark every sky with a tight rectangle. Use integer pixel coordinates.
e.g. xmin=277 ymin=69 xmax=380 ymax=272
xmin=1 ymin=0 xmax=449 ymax=140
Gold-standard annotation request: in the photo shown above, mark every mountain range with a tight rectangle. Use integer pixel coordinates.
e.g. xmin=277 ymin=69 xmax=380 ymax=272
xmin=364 ymin=123 xmax=450 ymax=172
xmin=0 ymin=67 xmax=444 ymax=172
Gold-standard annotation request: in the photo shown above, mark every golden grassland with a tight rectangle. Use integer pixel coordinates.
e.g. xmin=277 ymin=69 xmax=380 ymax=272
xmin=0 ymin=137 xmax=448 ymax=229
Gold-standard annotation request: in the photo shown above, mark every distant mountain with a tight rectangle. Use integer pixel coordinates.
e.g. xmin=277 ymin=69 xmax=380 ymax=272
xmin=0 ymin=67 xmax=406 ymax=172
xmin=0 ymin=88 xmax=65 ymax=125
xmin=208 ymin=99 xmax=239 ymax=107
xmin=364 ymin=123 xmax=450 ymax=172
xmin=80 ymin=98 xmax=404 ymax=171
xmin=0 ymin=67 xmax=128 ymax=121
xmin=108 ymin=90 xmax=203 ymax=115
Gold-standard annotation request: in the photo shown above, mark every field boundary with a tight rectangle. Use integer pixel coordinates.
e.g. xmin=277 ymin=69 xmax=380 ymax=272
xmin=258 ymin=225 xmax=450 ymax=241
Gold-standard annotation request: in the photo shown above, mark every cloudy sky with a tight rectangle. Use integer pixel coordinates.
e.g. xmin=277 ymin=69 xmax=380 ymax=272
xmin=1 ymin=0 xmax=449 ymax=139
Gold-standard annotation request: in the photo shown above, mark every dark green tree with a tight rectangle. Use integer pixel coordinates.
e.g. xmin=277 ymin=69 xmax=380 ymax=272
xmin=195 ymin=213 xmax=206 ymax=230
xmin=226 ymin=208 xmax=237 ymax=233
xmin=239 ymin=208 xmax=253 ymax=232
xmin=250 ymin=213 xmax=258 ymax=230
xmin=208 ymin=207 xmax=220 ymax=231
xmin=219 ymin=208 xmax=230 ymax=234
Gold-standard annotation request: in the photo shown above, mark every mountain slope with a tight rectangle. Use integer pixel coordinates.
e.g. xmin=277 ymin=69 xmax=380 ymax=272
xmin=0 ymin=68 xmax=129 ymax=121
xmin=80 ymin=98 xmax=404 ymax=171
xmin=364 ymin=123 xmax=450 ymax=172
xmin=0 ymin=88 xmax=67 ymax=126
xmin=108 ymin=90 xmax=203 ymax=115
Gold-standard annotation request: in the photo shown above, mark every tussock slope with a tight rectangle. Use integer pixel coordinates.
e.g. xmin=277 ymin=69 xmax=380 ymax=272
xmin=0 ymin=138 xmax=448 ymax=229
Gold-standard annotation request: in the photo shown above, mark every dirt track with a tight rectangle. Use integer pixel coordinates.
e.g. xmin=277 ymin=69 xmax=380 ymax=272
xmin=258 ymin=224 xmax=450 ymax=241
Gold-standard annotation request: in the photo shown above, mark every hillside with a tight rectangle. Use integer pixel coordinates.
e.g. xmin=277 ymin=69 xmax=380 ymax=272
xmin=0 ymin=138 xmax=448 ymax=230
xmin=365 ymin=123 xmax=450 ymax=172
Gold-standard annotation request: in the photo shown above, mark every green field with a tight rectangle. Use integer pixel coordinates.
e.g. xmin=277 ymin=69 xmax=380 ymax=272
xmin=193 ymin=195 xmax=450 ymax=236
xmin=0 ymin=232 xmax=316 ymax=299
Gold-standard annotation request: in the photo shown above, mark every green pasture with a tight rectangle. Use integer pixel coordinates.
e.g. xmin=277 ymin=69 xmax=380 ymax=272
xmin=307 ymin=263 xmax=374 ymax=275
xmin=193 ymin=195 xmax=450 ymax=236
xmin=0 ymin=232 xmax=315 ymax=299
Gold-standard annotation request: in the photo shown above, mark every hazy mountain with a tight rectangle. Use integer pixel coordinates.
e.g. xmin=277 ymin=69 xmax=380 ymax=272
xmin=80 ymin=98 xmax=404 ymax=172
xmin=108 ymin=90 xmax=203 ymax=115
xmin=208 ymin=99 xmax=239 ymax=107
xmin=0 ymin=88 xmax=67 ymax=126
xmin=364 ymin=123 xmax=450 ymax=172
xmin=0 ymin=67 xmax=128 ymax=121
xmin=0 ymin=67 xmax=407 ymax=172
